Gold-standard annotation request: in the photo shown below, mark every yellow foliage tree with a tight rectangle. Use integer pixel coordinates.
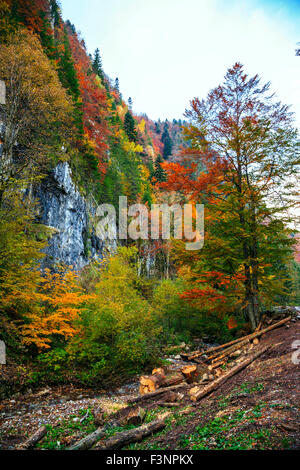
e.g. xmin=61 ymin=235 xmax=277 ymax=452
xmin=68 ymin=247 xmax=161 ymax=370
xmin=0 ymin=29 xmax=73 ymax=201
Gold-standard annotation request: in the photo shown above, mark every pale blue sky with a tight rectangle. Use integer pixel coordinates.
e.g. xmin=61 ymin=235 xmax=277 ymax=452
xmin=60 ymin=0 xmax=300 ymax=128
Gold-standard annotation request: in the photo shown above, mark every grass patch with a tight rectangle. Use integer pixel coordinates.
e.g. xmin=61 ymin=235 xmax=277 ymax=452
xmin=218 ymin=382 xmax=264 ymax=409
xmin=37 ymin=409 xmax=96 ymax=450
xmin=179 ymin=403 xmax=274 ymax=450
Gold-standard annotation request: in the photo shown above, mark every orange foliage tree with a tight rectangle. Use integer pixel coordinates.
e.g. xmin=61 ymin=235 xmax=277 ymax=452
xmin=20 ymin=268 xmax=94 ymax=351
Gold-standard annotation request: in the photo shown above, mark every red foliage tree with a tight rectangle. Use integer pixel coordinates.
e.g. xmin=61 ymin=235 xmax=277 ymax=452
xmin=68 ymin=30 xmax=110 ymax=176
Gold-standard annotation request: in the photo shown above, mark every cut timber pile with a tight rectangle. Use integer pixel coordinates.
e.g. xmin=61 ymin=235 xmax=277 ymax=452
xmin=136 ymin=313 xmax=295 ymax=405
xmin=128 ymin=382 xmax=190 ymax=404
xmin=139 ymin=371 xmax=166 ymax=394
xmin=188 ymin=315 xmax=292 ymax=362
xmin=189 ymin=345 xmax=271 ymax=401
xmin=139 ymin=368 xmax=185 ymax=395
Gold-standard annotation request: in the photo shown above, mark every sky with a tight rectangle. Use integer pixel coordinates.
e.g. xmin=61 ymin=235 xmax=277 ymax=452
xmin=60 ymin=0 xmax=300 ymax=128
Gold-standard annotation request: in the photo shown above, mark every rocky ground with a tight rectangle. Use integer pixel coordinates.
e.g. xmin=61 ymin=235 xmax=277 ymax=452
xmin=0 ymin=321 xmax=299 ymax=450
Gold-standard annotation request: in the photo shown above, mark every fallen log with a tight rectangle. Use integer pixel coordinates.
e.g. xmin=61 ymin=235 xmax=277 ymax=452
xmin=93 ymin=414 xmax=170 ymax=450
xmin=68 ymin=403 xmax=148 ymax=451
xmin=68 ymin=410 xmax=132 ymax=451
xmin=16 ymin=426 xmax=47 ymax=450
xmin=127 ymin=382 xmax=189 ymax=404
xmin=189 ymin=316 xmax=290 ymax=360
xmin=158 ymin=402 xmax=181 ymax=408
xmin=67 ymin=426 xmax=109 ymax=451
xmin=162 ymin=373 xmax=184 ymax=387
xmin=180 ymin=351 xmax=200 ymax=360
xmin=126 ymin=407 xmax=146 ymax=426
xmin=189 ymin=344 xmax=271 ymax=402
xmin=159 ymin=391 xmax=178 ymax=403
xmin=209 ymin=340 xmax=249 ymax=363
xmin=208 ymin=359 xmax=228 ymax=370
xmin=139 ymin=371 xmax=166 ymax=394
xmin=181 ymin=365 xmax=197 ymax=383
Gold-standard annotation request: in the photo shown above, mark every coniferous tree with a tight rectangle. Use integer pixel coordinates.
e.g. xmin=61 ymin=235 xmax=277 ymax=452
xmin=50 ymin=0 xmax=60 ymax=28
xmin=124 ymin=111 xmax=137 ymax=142
xmin=161 ymin=122 xmax=173 ymax=159
xmin=153 ymin=155 xmax=166 ymax=182
xmin=40 ymin=11 xmax=56 ymax=57
xmin=128 ymin=96 xmax=133 ymax=111
xmin=92 ymin=48 xmax=104 ymax=80
xmin=58 ymin=28 xmax=80 ymax=100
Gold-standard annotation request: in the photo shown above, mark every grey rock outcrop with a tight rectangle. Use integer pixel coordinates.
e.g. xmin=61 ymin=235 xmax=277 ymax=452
xmin=35 ymin=161 xmax=116 ymax=269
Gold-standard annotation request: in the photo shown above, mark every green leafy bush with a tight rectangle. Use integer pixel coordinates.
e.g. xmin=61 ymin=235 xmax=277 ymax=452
xmin=67 ymin=247 xmax=161 ymax=383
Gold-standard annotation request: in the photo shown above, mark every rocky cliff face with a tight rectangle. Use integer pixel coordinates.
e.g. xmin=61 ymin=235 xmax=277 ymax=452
xmin=35 ymin=161 xmax=116 ymax=270
xmin=34 ymin=161 xmax=168 ymax=276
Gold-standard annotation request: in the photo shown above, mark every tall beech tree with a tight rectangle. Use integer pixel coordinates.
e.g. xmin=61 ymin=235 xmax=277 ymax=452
xmin=160 ymin=63 xmax=299 ymax=329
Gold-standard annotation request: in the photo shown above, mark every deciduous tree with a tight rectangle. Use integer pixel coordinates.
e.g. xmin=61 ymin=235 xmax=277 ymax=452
xmin=0 ymin=29 xmax=72 ymax=202
xmin=160 ymin=63 xmax=299 ymax=329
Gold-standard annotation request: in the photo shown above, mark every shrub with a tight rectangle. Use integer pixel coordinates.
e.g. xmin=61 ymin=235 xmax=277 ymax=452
xmin=67 ymin=247 xmax=161 ymax=381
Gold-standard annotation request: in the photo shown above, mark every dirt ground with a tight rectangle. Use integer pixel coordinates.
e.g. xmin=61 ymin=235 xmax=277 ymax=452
xmin=130 ymin=320 xmax=300 ymax=450
xmin=0 ymin=320 xmax=299 ymax=450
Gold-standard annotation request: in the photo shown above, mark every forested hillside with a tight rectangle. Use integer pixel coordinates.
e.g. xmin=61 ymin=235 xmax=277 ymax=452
xmin=0 ymin=0 xmax=192 ymax=391
xmin=0 ymin=2 xmax=299 ymax=449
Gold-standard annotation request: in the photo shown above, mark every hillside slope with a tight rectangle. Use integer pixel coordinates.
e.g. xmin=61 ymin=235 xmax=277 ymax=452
xmin=0 ymin=319 xmax=299 ymax=450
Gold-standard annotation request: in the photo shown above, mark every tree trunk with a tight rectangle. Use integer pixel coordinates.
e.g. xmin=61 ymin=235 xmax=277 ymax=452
xmin=243 ymin=257 xmax=259 ymax=330
xmin=16 ymin=426 xmax=47 ymax=450
xmin=93 ymin=416 xmax=169 ymax=450
xmin=181 ymin=365 xmax=197 ymax=383
xmin=127 ymin=382 xmax=189 ymax=404
xmin=139 ymin=371 xmax=166 ymax=394
xmin=190 ymin=345 xmax=271 ymax=402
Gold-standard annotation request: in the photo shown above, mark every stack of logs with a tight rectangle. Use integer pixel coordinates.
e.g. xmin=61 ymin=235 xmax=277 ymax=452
xmin=139 ymin=366 xmax=198 ymax=395
xmin=139 ymin=314 xmax=294 ymax=401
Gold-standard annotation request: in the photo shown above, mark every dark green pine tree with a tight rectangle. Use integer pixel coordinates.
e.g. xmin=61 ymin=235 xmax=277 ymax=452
xmin=57 ymin=28 xmax=80 ymax=101
xmin=38 ymin=9 xmax=55 ymax=58
xmin=92 ymin=48 xmax=104 ymax=80
xmin=154 ymin=155 xmax=167 ymax=182
xmin=161 ymin=123 xmax=173 ymax=159
xmin=50 ymin=0 xmax=60 ymax=28
xmin=154 ymin=122 xmax=161 ymax=134
xmin=142 ymin=183 xmax=153 ymax=206
xmin=124 ymin=111 xmax=138 ymax=142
